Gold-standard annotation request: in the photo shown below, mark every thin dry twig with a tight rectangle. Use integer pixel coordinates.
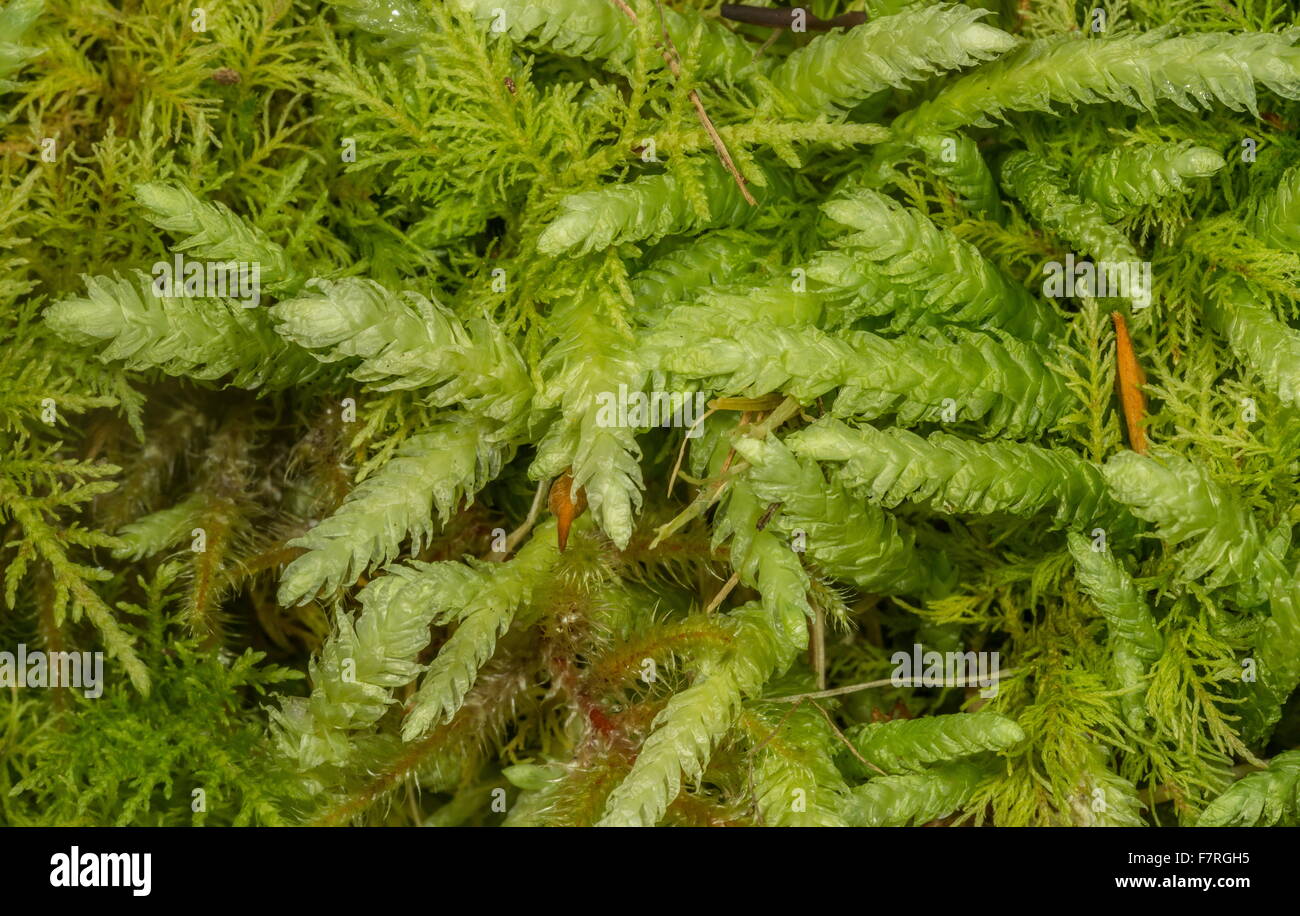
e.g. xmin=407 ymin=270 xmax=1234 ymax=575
xmin=811 ymin=603 xmax=826 ymax=690
xmin=668 ymin=405 xmax=719 ymax=497
xmin=704 ymin=500 xmax=780 ymax=613
xmin=753 ymin=27 xmax=784 ymax=61
xmin=609 ymin=0 xmax=757 ymax=205
xmin=768 ymin=668 xmax=1018 ymax=703
xmin=808 ymin=698 xmax=886 ymax=776
xmin=704 ymin=572 xmax=740 ymax=613
xmin=748 ymin=697 xmax=887 ymax=785
xmin=498 ymin=477 xmax=549 ymax=558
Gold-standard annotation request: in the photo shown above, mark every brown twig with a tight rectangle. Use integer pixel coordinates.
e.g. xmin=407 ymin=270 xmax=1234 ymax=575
xmin=808 ymin=698 xmax=886 ymax=776
xmin=704 ymin=500 xmax=779 ymax=613
xmin=704 ymin=571 xmax=741 ymax=613
xmin=768 ymin=668 xmax=1018 ymax=703
xmin=609 ymin=0 xmax=757 ymax=205
xmin=753 ymin=26 xmax=784 ymax=61
xmin=492 ymin=477 xmax=549 ymax=560
xmin=667 ymin=405 xmax=718 ymax=497
xmin=748 ymin=698 xmax=885 ymax=780
xmin=811 ymin=603 xmax=826 ymax=691
xmin=650 ymin=399 xmax=796 ymax=549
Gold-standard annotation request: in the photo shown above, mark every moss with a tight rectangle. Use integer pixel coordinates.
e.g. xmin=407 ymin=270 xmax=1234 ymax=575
xmin=3 ymin=0 xmax=1300 ymax=827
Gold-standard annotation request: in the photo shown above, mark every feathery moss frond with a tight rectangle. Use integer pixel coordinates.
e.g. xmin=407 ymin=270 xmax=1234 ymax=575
xmin=271 ymin=277 xmax=532 ymax=435
xmin=1075 ymin=142 xmax=1226 ymax=221
xmin=1000 ymin=151 xmax=1140 ymax=268
xmin=821 ymin=190 xmax=1062 ymax=342
xmin=402 ymin=518 xmax=569 ymax=739
xmin=1203 ymin=276 xmax=1300 ymax=408
xmin=277 ymin=417 xmax=504 ymax=606
xmin=45 ymin=273 xmax=318 ymax=391
xmin=530 ymin=291 xmax=643 ymax=549
xmin=842 ymin=758 xmax=991 ymax=827
xmin=1240 ymin=529 xmax=1300 ymax=743
xmin=272 ymin=557 xmax=484 ymax=771
xmin=630 ymin=230 xmax=766 ymax=310
xmin=838 ymin=327 xmax=1070 ymax=437
xmin=917 ymin=132 xmax=1006 ymax=222
xmin=597 ymin=603 xmax=797 ymax=827
xmin=134 ymin=183 xmax=303 ymax=295
xmin=0 ymin=0 xmax=43 ymax=91
xmin=894 ymin=29 xmax=1300 ymax=137
xmin=658 ymin=321 xmax=1069 ymax=438
xmin=449 ymin=0 xmax=756 ymax=80
xmin=110 ymin=494 xmax=206 ymax=562
xmin=768 ymin=3 xmax=1016 ymax=117
xmin=1250 ymin=165 xmax=1300 ymax=253
xmin=714 ymin=479 xmax=812 ymax=646
xmin=742 ymin=701 xmax=850 ymax=827
xmin=539 ymin=158 xmax=778 ymax=257
xmin=732 ymin=435 xmax=953 ymax=598
xmin=1068 ymin=530 xmax=1162 ymax=730
xmin=841 ymin=711 xmax=1025 ymax=778
xmin=1198 ymin=752 xmax=1300 ymax=826
xmin=0 ymin=464 xmax=150 ymax=693
xmin=1102 ymin=450 xmax=1262 ymax=595
xmin=789 ymin=417 xmax=1123 ymax=530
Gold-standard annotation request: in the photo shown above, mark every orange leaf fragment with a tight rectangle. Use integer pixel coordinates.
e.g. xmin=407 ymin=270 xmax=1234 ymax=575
xmin=1112 ymin=311 xmax=1149 ymax=455
xmin=548 ymin=471 xmax=588 ymax=552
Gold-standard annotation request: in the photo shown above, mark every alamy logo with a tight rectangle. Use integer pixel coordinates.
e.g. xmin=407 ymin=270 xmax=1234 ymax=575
xmin=890 ymin=643 xmax=1002 ymax=698
xmin=1042 ymin=253 xmax=1151 ymax=310
xmin=50 ymin=847 xmax=151 ymax=896
xmin=595 ymin=385 xmax=708 ymax=437
xmin=152 ymin=252 xmax=262 ymax=308
xmin=0 ymin=644 xmax=103 ymax=698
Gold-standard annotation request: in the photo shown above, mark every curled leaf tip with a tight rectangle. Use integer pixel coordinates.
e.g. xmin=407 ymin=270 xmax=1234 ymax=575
xmin=549 ymin=471 xmax=588 ymax=551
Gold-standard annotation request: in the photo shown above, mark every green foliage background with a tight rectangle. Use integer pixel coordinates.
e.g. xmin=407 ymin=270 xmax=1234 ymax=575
xmin=3 ymin=0 xmax=1300 ymax=826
